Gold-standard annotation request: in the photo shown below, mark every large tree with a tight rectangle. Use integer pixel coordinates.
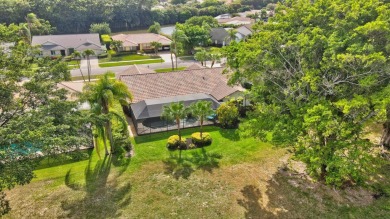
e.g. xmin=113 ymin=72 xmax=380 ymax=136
xmin=171 ymin=29 xmax=188 ymax=69
xmin=82 ymin=72 xmax=133 ymax=154
xmin=224 ymin=0 xmax=390 ymax=186
xmin=0 ymin=43 xmax=90 ymax=215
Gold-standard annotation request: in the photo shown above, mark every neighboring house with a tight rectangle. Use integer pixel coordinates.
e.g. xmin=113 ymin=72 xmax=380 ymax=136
xmin=111 ymin=33 xmax=172 ymax=52
xmin=217 ymin=17 xmax=254 ymax=26
xmin=118 ymin=67 xmax=245 ymax=135
xmin=235 ymin=24 xmax=253 ymax=41
xmin=32 ymin=34 xmax=104 ymax=57
xmin=210 ymin=28 xmax=230 ymax=46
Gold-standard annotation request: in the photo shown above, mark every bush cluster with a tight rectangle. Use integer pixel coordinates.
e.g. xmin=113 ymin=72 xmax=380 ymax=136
xmin=191 ymin=132 xmax=212 ymax=147
xmin=167 ymin=135 xmax=186 ymax=150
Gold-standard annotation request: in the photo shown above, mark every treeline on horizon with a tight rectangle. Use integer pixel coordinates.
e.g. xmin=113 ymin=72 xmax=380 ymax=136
xmin=0 ymin=0 xmax=278 ymax=34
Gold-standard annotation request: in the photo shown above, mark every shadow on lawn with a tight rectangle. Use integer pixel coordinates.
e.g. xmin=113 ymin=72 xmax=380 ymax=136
xmin=61 ymin=155 xmax=132 ymax=218
xmin=237 ymin=169 xmax=349 ymax=219
xmin=163 ymin=147 xmax=222 ymax=180
xmin=219 ymin=128 xmax=241 ymax=141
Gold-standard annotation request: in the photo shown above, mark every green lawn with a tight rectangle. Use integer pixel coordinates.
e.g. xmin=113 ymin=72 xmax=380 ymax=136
xmin=99 ymin=59 xmax=163 ymax=67
xmin=155 ymin=67 xmax=187 ymax=73
xmin=99 ymin=54 xmax=161 ymax=63
xmin=4 ymin=126 xmax=390 ymax=218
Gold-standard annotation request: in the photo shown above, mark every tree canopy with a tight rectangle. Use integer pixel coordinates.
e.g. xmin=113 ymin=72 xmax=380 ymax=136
xmin=0 ymin=43 xmax=90 ymax=215
xmin=224 ymin=0 xmax=390 ymax=186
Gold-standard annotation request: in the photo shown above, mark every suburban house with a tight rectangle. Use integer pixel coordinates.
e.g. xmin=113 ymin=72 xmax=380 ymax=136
xmin=235 ymin=24 xmax=253 ymax=41
xmin=216 ymin=17 xmax=254 ymax=26
xmin=210 ymin=28 xmax=230 ymax=46
xmin=118 ymin=67 xmax=245 ymax=135
xmin=111 ymin=33 xmax=172 ymax=52
xmin=32 ymin=34 xmax=104 ymax=57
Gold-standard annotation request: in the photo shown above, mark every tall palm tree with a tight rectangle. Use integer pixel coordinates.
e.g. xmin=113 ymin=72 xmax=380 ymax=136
xmin=190 ymin=101 xmax=213 ymax=138
xmin=161 ymin=102 xmax=188 ymax=141
xmin=225 ymin=29 xmax=238 ymax=44
xmin=83 ymin=72 xmax=133 ymax=154
xmin=24 ymin=13 xmax=38 ymax=44
xmin=71 ymin=51 xmax=86 ymax=81
xmin=194 ymin=49 xmax=208 ymax=66
xmin=170 ymin=42 xmax=175 ymax=71
xmin=171 ymin=30 xmax=187 ymax=69
xmin=209 ymin=53 xmax=221 ymax=68
xmin=82 ymin=49 xmax=95 ymax=82
xmin=150 ymin=41 xmax=162 ymax=55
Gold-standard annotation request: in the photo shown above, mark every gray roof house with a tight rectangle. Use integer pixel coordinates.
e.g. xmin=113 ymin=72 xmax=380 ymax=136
xmin=235 ymin=25 xmax=253 ymax=41
xmin=210 ymin=28 xmax=230 ymax=46
xmin=32 ymin=34 xmax=104 ymax=57
xmin=119 ymin=67 xmax=244 ymax=135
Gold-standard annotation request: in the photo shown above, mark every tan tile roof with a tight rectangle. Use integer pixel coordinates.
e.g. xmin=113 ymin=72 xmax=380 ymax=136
xmin=112 ymin=33 xmax=172 ymax=46
xmin=217 ymin=17 xmax=254 ymax=24
xmin=116 ymin=65 xmax=156 ymax=79
xmin=186 ymin=63 xmax=205 ymax=70
xmin=119 ymin=68 xmax=242 ymax=103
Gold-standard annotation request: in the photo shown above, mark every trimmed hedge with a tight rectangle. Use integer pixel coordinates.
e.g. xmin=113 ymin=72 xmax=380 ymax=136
xmin=191 ymin=132 xmax=212 ymax=147
xmin=167 ymin=135 xmax=185 ymax=150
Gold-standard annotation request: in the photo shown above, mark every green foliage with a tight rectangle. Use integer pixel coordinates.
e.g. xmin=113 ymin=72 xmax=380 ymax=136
xmin=148 ymin=22 xmax=161 ymax=34
xmin=101 ymin=34 xmax=112 ymax=43
xmin=216 ymin=102 xmax=239 ymax=129
xmin=162 ymin=102 xmax=188 ymax=139
xmin=89 ymin=22 xmax=111 ymax=35
xmin=167 ymin=135 xmax=185 ymax=150
xmin=82 ymin=72 xmax=133 ymax=154
xmin=225 ymin=0 xmax=390 ymax=186
xmin=185 ymin=16 xmax=219 ymax=28
xmin=0 ymin=43 xmax=91 ymax=215
xmin=176 ymin=23 xmax=211 ymax=53
xmin=191 ymin=132 xmax=212 ymax=146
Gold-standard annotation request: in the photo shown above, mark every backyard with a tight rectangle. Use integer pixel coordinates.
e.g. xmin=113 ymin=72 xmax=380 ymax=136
xmin=3 ymin=126 xmax=390 ymax=218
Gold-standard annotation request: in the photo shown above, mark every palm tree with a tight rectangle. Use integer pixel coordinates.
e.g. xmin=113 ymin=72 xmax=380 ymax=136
xmin=225 ymin=29 xmax=238 ymax=44
xmin=161 ymin=102 xmax=188 ymax=141
xmin=171 ymin=29 xmax=187 ymax=69
xmin=170 ymin=42 xmax=175 ymax=71
xmin=24 ymin=13 xmax=38 ymax=44
xmin=83 ymin=72 xmax=133 ymax=154
xmin=209 ymin=53 xmax=221 ymax=68
xmin=71 ymin=51 xmax=86 ymax=81
xmin=82 ymin=49 xmax=95 ymax=82
xmin=194 ymin=49 xmax=208 ymax=66
xmin=190 ymin=101 xmax=213 ymax=138
xmin=150 ymin=41 xmax=162 ymax=55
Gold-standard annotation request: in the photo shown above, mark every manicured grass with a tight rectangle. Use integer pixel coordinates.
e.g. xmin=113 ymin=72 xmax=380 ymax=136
xmin=99 ymin=54 xmax=161 ymax=63
xmin=4 ymin=126 xmax=390 ymax=218
xmin=155 ymin=67 xmax=187 ymax=72
xmin=99 ymin=59 xmax=163 ymax=67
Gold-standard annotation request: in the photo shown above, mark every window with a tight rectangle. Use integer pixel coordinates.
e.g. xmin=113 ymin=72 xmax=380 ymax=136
xmin=50 ymin=50 xmax=56 ymax=55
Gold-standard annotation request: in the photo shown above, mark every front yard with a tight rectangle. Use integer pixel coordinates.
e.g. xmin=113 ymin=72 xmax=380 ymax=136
xmin=98 ymin=53 xmax=163 ymax=67
xmin=3 ymin=126 xmax=390 ymax=218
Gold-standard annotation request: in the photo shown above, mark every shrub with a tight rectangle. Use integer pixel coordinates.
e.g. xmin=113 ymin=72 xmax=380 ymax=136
xmin=97 ymin=53 xmax=108 ymax=59
xmin=101 ymin=34 xmax=112 ymax=43
xmin=216 ymin=102 xmax=239 ymax=128
xmin=167 ymin=135 xmax=185 ymax=150
xmin=191 ymin=132 xmax=212 ymax=146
